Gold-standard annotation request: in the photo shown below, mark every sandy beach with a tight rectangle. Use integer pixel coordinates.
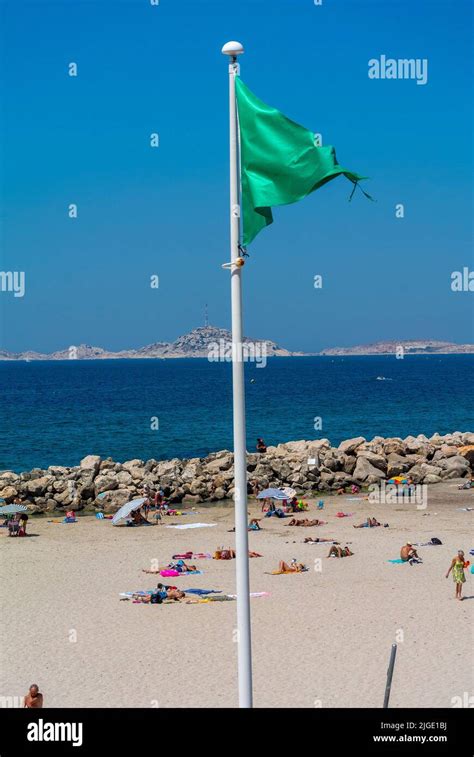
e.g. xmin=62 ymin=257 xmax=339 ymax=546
xmin=1 ymin=481 xmax=472 ymax=709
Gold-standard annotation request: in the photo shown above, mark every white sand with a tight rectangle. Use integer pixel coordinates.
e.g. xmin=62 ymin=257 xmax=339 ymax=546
xmin=1 ymin=482 xmax=473 ymax=708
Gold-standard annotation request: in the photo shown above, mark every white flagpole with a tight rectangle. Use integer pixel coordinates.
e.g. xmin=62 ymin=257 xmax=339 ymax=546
xmin=221 ymin=40 xmax=253 ymax=708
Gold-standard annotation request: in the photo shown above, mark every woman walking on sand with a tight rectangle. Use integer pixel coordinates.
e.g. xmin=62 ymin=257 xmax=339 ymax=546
xmin=446 ymin=550 xmax=468 ymax=600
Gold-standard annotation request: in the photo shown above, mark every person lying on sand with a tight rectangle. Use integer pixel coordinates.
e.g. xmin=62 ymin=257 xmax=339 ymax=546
xmin=142 ymin=561 xmax=198 ymax=574
xmin=400 ymin=543 xmax=422 ymax=563
xmin=286 ymin=518 xmax=326 ymax=527
xmin=327 ymin=544 xmax=353 ymax=558
xmin=353 ymin=517 xmax=388 ymax=528
xmin=168 ymin=561 xmax=198 ymax=573
xmin=303 ymin=536 xmax=336 ymax=543
xmin=446 ymin=550 xmax=468 ymax=600
xmin=278 ymin=559 xmax=307 ymax=573
xmin=135 ymin=586 xmax=186 ymax=603
xmin=24 ymin=684 xmax=43 ymax=708
xmin=214 ymin=548 xmax=262 ymax=559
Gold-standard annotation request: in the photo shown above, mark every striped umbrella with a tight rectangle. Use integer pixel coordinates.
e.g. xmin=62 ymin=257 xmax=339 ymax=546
xmin=0 ymin=504 xmax=28 ymax=515
xmin=256 ymin=488 xmax=288 ymax=500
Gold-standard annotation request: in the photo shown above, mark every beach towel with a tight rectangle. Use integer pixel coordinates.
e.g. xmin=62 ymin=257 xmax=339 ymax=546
xmin=47 ymin=519 xmax=77 ymax=524
xmin=160 ymin=569 xmax=202 ymax=577
xmin=186 ymin=595 xmax=235 ymax=603
xmin=336 ymin=512 xmax=353 ymax=518
xmin=166 ymin=523 xmax=217 ymax=530
xmin=183 ymin=588 xmax=222 ymax=595
xmin=227 ymin=592 xmax=270 ymax=599
xmin=172 ymin=552 xmax=212 ymax=559
xmin=387 ymin=559 xmax=406 ymax=564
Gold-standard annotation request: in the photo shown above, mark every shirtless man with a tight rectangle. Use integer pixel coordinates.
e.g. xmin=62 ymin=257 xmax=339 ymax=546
xmin=400 ymin=542 xmax=421 ymax=563
xmin=24 ymin=684 xmax=43 ymax=708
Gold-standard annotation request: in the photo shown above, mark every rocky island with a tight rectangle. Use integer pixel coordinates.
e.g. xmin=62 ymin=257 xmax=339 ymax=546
xmin=0 ymin=326 xmax=306 ymax=361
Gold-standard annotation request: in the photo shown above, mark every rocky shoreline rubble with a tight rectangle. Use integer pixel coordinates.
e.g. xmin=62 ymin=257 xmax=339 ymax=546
xmin=1 ymin=432 xmax=473 ymax=514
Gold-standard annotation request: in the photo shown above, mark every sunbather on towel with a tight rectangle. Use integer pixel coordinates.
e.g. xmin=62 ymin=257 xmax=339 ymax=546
xmin=327 ymin=544 xmax=353 ymax=558
xmin=353 ymin=517 xmax=386 ymax=528
xmin=278 ymin=559 xmax=307 ymax=573
xmin=303 ymin=537 xmax=336 ymax=543
xmin=287 ymin=518 xmax=326 ymax=527
xmin=168 ymin=560 xmax=198 ymax=573
xmin=143 ymin=561 xmax=198 ymax=574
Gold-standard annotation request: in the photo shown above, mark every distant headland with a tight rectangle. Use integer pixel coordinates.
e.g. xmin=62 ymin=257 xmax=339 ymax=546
xmin=0 ymin=328 xmax=472 ymax=360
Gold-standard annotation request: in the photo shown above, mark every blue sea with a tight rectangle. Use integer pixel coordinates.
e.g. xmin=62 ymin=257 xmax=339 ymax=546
xmin=1 ymin=355 xmax=473 ymax=473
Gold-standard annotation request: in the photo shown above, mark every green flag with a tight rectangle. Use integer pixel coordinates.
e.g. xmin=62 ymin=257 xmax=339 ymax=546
xmin=235 ymin=77 xmax=368 ymax=245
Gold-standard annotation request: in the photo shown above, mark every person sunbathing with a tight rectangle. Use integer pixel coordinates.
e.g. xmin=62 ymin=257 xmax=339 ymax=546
xmin=168 ymin=560 xmax=198 ymax=572
xmin=165 ymin=588 xmax=185 ymax=601
xmin=142 ymin=561 xmax=198 ymax=574
xmin=214 ymin=548 xmax=236 ymax=560
xmin=303 ymin=536 xmax=336 ymax=543
xmin=286 ymin=518 xmax=326 ymax=527
xmin=278 ymin=559 xmax=307 ymax=573
xmin=353 ymin=517 xmax=382 ymax=528
xmin=327 ymin=544 xmax=353 ymax=558
xmin=400 ymin=543 xmax=422 ymax=563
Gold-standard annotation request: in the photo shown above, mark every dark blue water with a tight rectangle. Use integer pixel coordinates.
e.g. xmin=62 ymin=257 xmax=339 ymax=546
xmin=0 ymin=356 xmax=473 ymax=472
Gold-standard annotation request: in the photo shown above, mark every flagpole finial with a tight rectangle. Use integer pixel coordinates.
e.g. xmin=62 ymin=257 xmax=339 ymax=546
xmin=221 ymin=41 xmax=244 ymax=57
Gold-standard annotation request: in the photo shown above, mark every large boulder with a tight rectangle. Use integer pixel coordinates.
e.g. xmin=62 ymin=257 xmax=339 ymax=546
xmin=357 ymin=451 xmax=387 ymax=472
xmin=0 ymin=471 xmax=20 ymax=484
xmin=386 ymin=453 xmax=410 ymax=477
xmin=116 ymin=471 xmax=133 ymax=486
xmin=94 ymin=474 xmax=118 ymax=495
xmin=0 ymin=485 xmax=18 ymax=502
xmin=353 ymin=456 xmax=385 ymax=482
xmin=459 ymin=445 xmax=474 ymax=465
xmin=80 ymin=455 xmax=101 ymax=475
xmin=122 ymin=459 xmax=145 ymax=472
xmin=438 ymin=455 xmax=470 ymax=478
xmin=383 ymin=439 xmax=406 ymax=456
xmin=26 ymin=476 xmax=53 ymax=496
xmin=338 ymin=437 xmax=366 ymax=455
xmin=155 ymin=460 xmax=181 ymax=477
xmin=53 ymin=489 xmax=74 ymax=507
xmin=95 ymin=489 xmax=132 ymax=513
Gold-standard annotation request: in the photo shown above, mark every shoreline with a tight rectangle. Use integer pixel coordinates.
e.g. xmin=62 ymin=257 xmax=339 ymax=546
xmin=1 ymin=431 xmax=472 ymax=515
xmin=1 ymin=352 xmax=474 ymax=362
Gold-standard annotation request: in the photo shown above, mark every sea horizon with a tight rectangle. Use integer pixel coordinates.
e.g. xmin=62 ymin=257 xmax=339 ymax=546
xmin=2 ymin=353 xmax=472 ymax=473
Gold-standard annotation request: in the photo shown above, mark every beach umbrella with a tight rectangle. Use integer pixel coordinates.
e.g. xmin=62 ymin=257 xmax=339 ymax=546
xmin=256 ymin=488 xmax=288 ymax=500
xmin=111 ymin=498 xmax=146 ymax=525
xmin=0 ymin=504 xmax=28 ymax=515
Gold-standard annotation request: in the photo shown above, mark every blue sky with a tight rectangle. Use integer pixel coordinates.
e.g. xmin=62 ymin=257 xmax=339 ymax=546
xmin=0 ymin=0 xmax=472 ymax=353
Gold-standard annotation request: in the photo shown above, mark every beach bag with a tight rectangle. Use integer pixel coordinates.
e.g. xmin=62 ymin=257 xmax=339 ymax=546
xmin=431 ymin=537 xmax=442 ymax=545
